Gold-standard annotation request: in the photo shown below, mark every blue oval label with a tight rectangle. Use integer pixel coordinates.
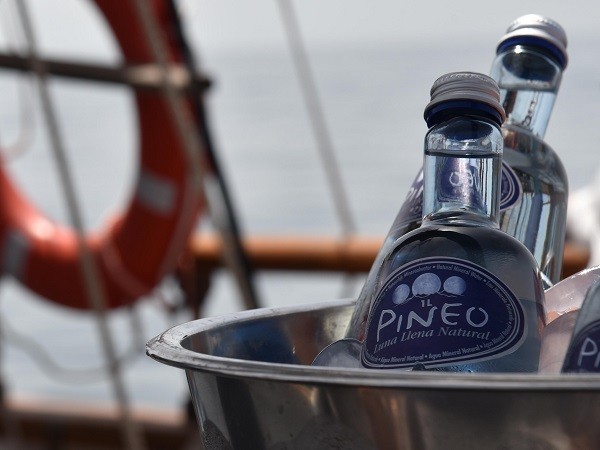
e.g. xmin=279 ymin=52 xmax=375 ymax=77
xmin=562 ymin=321 xmax=600 ymax=373
xmin=500 ymin=162 xmax=522 ymax=210
xmin=361 ymin=257 xmax=526 ymax=369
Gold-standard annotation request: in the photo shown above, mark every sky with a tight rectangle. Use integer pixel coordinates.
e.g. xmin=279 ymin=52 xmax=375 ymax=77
xmin=2 ymin=0 xmax=600 ymax=193
xmin=0 ymin=0 xmax=596 ymax=59
xmin=1 ymin=0 xmax=599 ymax=194
xmin=180 ymin=0 xmax=600 ymax=184
xmin=182 ymin=0 xmax=599 ymax=53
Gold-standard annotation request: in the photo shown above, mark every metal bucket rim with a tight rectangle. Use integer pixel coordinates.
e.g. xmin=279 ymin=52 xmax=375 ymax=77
xmin=146 ymin=298 xmax=600 ymax=391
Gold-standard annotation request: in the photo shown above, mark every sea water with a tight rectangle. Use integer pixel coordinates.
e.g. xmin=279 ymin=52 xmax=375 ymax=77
xmin=0 ymin=37 xmax=598 ymax=406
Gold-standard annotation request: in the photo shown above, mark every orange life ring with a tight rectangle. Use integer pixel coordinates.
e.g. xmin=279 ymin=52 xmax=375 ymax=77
xmin=0 ymin=0 xmax=204 ymax=309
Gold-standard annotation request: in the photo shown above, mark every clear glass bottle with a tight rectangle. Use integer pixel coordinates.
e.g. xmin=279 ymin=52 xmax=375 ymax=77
xmin=492 ymin=14 xmax=568 ymax=286
xmin=359 ymin=72 xmax=545 ymax=372
xmin=346 ymin=14 xmax=567 ymax=341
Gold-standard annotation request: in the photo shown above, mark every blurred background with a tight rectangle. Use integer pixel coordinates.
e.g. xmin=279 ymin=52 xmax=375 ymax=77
xmin=0 ymin=0 xmax=598 ymax=414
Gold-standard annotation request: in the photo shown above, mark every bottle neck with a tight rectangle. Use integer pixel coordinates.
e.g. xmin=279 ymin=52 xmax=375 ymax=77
xmin=490 ymin=45 xmax=563 ymax=139
xmin=422 ymin=116 xmax=504 ymax=226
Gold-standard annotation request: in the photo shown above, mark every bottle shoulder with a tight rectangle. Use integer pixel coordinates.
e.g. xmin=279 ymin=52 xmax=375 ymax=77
xmin=502 ymin=126 xmax=568 ymax=191
xmin=382 ymin=224 xmax=541 ymax=281
xmin=502 ymin=125 xmax=565 ymax=169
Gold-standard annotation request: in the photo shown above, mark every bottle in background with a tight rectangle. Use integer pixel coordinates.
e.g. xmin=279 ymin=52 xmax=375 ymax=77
xmin=561 ymin=280 xmax=600 ymax=373
xmin=346 ymin=14 xmax=567 ymax=341
xmin=360 ymin=72 xmax=545 ymax=372
xmin=492 ymin=14 xmax=568 ymax=286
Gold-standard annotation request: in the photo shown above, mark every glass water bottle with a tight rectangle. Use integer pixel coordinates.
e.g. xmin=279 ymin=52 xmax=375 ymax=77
xmin=492 ymin=14 xmax=568 ymax=286
xmin=360 ymin=72 xmax=545 ymax=372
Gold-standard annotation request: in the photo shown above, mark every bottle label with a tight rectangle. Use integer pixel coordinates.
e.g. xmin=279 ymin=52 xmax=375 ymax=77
xmin=499 ymin=163 xmax=522 ymax=210
xmin=394 ymin=163 xmax=522 ymax=229
xmin=361 ymin=256 xmax=526 ymax=369
xmin=562 ymin=321 xmax=600 ymax=373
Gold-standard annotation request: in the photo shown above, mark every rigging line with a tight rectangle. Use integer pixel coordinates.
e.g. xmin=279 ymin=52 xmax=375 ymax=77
xmin=0 ymin=0 xmax=35 ymax=161
xmin=131 ymin=0 xmax=260 ymax=311
xmin=167 ymin=0 xmax=261 ymax=309
xmin=276 ymin=0 xmax=357 ymax=237
xmin=0 ymin=306 xmax=146 ymax=384
xmin=0 ymin=297 xmax=24 ymax=449
xmin=276 ymin=0 xmax=360 ymax=300
xmin=12 ymin=2 xmax=146 ymax=450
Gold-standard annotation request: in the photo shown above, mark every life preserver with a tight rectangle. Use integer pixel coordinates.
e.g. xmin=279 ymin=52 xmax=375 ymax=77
xmin=0 ymin=0 xmax=204 ymax=310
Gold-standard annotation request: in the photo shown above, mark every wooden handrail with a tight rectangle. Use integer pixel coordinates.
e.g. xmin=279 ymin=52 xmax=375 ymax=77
xmin=190 ymin=234 xmax=383 ymax=273
xmin=189 ymin=234 xmax=590 ymax=279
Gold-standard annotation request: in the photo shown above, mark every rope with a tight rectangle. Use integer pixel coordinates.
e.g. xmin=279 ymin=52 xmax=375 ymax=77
xmin=276 ymin=0 xmax=359 ymax=298
xmin=130 ymin=0 xmax=261 ymax=310
xmin=0 ymin=0 xmax=35 ymax=161
xmin=0 ymin=305 xmax=145 ymax=384
xmin=167 ymin=0 xmax=261 ymax=310
xmin=276 ymin=0 xmax=357 ymax=237
xmin=0 ymin=278 xmax=187 ymax=385
xmin=12 ymin=1 xmax=146 ymax=449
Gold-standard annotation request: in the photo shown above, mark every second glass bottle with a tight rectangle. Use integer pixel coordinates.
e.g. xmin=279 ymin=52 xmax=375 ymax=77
xmin=347 ymin=14 xmax=568 ymax=341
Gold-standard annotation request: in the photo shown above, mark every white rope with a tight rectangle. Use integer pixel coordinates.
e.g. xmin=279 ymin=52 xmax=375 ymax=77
xmin=0 ymin=305 xmax=145 ymax=384
xmin=276 ymin=0 xmax=359 ymax=298
xmin=276 ymin=0 xmax=357 ymax=237
xmin=0 ymin=0 xmax=35 ymax=161
xmin=12 ymin=1 xmax=146 ymax=449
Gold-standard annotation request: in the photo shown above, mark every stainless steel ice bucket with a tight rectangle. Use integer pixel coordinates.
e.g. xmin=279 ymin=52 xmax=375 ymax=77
xmin=146 ymin=299 xmax=600 ymax=449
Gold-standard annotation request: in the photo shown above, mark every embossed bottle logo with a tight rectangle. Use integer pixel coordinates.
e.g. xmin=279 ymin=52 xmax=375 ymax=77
xmin=395 ymin=163 xmax=522 ymax=229
xmin=361 ymin=257 xmax=526 ymax=369
xmin=439 ymin=160 xmax=484 ymax=209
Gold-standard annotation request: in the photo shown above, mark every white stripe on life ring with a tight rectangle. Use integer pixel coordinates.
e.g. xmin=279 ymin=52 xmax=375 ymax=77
xmin=3 ymin=229 xmax=29 ymax=279
xmin=136 ymin=170 xmax=176 ymax=215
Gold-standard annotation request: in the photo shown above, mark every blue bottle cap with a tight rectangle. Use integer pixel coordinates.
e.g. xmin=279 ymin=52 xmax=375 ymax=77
xmin=497 ymin=14 xmax=568 ymax=69
xmin=424 ymin=72 xmax=506 ymax=128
